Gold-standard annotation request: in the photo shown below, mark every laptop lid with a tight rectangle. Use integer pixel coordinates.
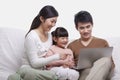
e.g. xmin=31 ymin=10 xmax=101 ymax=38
xmin=76 ymin=47 xmax=113 ymax=70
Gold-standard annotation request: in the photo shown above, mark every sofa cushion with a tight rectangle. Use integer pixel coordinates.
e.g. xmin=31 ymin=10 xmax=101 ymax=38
xmin=0 ymin=27 xmax=26 ymax=80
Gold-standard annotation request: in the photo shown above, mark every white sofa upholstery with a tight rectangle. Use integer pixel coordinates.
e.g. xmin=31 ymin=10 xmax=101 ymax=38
xmin=0 ymin=27 xmax=26 ymax=80
xmin=105 ymin=37 xmax=120 ymax=80
xmin=0 ymin=27 xmax=120 ymax=80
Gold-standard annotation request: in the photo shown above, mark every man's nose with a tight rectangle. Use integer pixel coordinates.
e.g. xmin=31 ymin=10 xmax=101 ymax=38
xmin=84 ymin=28 xmax=88 ymax=32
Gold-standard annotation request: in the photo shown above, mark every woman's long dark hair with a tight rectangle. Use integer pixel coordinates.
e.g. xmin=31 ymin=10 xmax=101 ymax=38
xmin=51 ymin=27 xmax=69 ymax=45
xmin=26 ymin=5 xmax=59 ymax=36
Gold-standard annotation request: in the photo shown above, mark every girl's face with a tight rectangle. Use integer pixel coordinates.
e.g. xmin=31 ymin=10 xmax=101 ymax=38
xmin=41 ymin=17 xmax=58 ymax=32
xmin=54 ymin=37 xmax=68 ymax=48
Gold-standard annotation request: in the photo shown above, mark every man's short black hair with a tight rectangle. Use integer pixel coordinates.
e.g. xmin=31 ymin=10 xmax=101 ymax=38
xmin=74 ymin=11 xmax=93 ymax=29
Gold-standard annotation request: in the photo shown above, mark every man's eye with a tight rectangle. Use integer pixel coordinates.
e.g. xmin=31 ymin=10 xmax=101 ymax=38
xmin=79 ymin=27 xmax=84 ymax=30
xmin=86 ymin=25 xmax=90 ymax=28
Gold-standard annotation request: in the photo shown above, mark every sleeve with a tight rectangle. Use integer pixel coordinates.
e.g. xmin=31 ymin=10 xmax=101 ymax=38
xmin=67 ymin=49 xmax=74 ymax=59
xmin=66 ymin=49 xmax=75 ymax=66
xmin=46 ymin=59 xmax=65 ymax=67
xmin=25 ymin=34 xmax=60 ymax=68
xmin=104 ymin=39 xmax=109 ymax=47
xmin=67 ymin=43 xmax=72 ymax=50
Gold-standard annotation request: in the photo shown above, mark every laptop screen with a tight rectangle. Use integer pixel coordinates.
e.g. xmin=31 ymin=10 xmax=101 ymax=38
xmin=76 ymin=47 xmax=113 ymax=70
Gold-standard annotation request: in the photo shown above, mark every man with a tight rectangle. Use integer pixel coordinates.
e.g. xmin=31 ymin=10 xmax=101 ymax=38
xmin=67 ymin=11 xmax=112 ymax=80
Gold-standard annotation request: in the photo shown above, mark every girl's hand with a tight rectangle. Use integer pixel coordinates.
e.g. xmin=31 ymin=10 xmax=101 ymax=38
xmin=64 ymin=56 xmax=75 ymax=68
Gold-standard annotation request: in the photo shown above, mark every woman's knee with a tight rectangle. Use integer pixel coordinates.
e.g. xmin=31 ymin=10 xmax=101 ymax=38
xmin=7 ymin=73 xmax=22 ymax=80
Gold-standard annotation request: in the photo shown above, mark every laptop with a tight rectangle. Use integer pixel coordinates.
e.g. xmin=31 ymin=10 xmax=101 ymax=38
xmin=74 ymin=47 xmax=113 ymax=70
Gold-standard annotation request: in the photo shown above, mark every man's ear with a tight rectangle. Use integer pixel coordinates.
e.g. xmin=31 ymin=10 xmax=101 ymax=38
xmin=76 ymin=26 xmax=78 ymax=30
xmin=40 ymin=16 xmax=45 ymax=22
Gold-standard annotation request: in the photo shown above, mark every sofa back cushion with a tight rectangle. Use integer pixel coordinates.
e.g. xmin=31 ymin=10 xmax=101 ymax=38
xmin=0 ymin=27 xmax=26 ymax=79
xmin=105 ymin=37 xmax=120 ymax=73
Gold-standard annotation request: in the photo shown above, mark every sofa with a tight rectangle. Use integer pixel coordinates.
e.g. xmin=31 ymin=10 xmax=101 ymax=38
xmin=0 ymin=27 xmax=120 ymax=80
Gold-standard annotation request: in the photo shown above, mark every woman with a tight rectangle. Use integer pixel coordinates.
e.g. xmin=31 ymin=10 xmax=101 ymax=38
xmin=8 ymin=5 xmax=67 ymax=80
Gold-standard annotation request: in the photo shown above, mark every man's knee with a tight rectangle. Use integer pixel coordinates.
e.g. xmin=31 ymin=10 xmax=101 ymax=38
xmin=94 ymin=57 xmax=112 ymax=66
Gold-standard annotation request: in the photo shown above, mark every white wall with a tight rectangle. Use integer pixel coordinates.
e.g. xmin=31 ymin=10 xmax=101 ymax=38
xmin=0 ymin=0 xmax=120 ymax=40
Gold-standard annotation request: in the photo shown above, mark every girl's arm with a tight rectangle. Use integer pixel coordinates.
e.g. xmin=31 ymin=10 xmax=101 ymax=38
xmin=46 ymin=49 xmax=74 ymax=67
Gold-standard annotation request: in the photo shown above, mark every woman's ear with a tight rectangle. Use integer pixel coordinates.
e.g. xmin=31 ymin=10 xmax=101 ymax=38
xmin=40 ymin=16 xmax=45 ymax=22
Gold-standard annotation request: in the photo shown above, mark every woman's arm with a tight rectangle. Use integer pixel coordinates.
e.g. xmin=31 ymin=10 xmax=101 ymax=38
xmin=25 ymin=34 xmax=60 ymax=68
xmin=45 ymin=47 xmax=66 ymax=66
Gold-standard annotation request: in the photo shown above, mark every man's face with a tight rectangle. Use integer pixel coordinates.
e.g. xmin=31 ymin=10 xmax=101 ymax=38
xmin=77 ymin=22 xmax=93 ymax=40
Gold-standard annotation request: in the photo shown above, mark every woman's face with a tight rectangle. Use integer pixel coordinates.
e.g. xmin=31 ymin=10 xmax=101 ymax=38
xmin=42 ymin=17 xmax=58 ymax=32
xmin=77 ymin=22 xmax=93 ymax=40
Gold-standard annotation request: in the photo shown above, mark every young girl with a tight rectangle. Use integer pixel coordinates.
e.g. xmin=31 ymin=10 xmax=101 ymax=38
xmin=44 ymin=27 xmax=79 ymax=80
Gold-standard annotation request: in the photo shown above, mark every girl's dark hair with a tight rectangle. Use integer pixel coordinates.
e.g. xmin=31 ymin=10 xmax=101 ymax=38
xmin=26 ymin=5 xmax=59 ymax=36
xmin=74 ymin=10 xmax=93 ymax=29
xmin=51 ymin=27 xmax=68 ymax=45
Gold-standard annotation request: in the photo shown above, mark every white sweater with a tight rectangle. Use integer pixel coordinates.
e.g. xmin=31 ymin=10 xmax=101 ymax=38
xmin=22 ymin=30 xmax=60 ymax=69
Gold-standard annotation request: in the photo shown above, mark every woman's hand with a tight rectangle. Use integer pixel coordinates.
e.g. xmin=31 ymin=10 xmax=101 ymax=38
xmin=59 ymin=53 xmax=68 ymax=60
